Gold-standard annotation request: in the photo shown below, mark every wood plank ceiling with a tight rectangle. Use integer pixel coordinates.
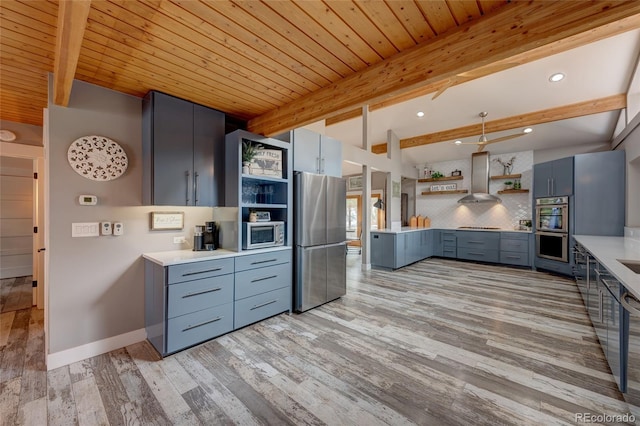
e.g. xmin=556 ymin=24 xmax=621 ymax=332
xmin=1 ymin=1 xmax=639 ymax=141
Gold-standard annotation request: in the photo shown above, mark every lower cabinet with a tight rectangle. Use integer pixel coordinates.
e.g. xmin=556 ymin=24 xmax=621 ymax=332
xmin=145 ymin=248 xmax=292 ymax=357
xmin=371 ymin=230 xmax=433 ymax=269
xmin=371 ymin=229 xmax=533 ymax=270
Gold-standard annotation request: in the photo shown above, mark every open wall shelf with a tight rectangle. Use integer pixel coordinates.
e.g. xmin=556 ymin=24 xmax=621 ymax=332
xmin=421 ymin=189 xmax=468 ymax=196
xmin=497 ymin=189 xmax=529 ymax=194
xmin=418 ymin=175 xmax=463 ymax=183
xmin=491 ymin=174 xmax=522 ymax=180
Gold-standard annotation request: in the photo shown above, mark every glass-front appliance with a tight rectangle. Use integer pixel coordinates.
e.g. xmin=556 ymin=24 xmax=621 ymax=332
xmin=536 ymin=231 xmax=568 ymax=262
xmin=535 ymin=196 xmax=569 ymax=233
xmin=243 ymin=221 xmax=285 ymax=250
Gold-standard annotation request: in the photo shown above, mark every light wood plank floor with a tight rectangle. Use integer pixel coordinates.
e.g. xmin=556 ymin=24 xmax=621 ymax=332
xmin=1 ymin=258 xmax=638 ymax=425
xmin=0 ymin=276 xmax=32 ymax=313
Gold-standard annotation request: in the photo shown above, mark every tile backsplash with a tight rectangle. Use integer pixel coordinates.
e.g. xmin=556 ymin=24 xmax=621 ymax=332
xmin=415 ymin=150 xmax=533 ymax=230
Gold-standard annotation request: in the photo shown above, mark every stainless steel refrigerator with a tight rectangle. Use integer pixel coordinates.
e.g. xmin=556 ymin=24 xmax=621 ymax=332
xmin=294 ymin=171 xmax=347 ymax=312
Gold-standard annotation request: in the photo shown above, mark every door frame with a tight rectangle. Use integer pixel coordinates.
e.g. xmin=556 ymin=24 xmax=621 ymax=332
xmin=346 ymin=190 xmax=385 ymax=239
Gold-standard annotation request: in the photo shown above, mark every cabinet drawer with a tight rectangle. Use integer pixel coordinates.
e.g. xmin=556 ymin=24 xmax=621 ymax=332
xmin=235 ymin=249 xmax=291 ymax=272
xmin=234 ymin=286 xmax=291 ymax=329
xmin=235 ymin=263 xmax=291 ymax=300
xmin=457 ymin=232 xmax=500 ymax=250
xmin=442 ymin=248 xmax=457 ymax=258
xmin=168 ymin=258 xmax=234 ymax=284
xmin=501 ymin=232 xmax=529 ymax=241
xmin=166 ymin=303 xmax=233 ymax=354
xmin=457 ymin=247 xmax=499 ymax=263
xmin=500 ymin=238 xmax=529 ymax=253
xmin=500 ymin=251 xmax=530 ymax=266
xmin=167 ymin=274 xmax=234 ymax=319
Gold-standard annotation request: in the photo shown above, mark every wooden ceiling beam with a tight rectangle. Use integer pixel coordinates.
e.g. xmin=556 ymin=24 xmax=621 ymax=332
xmin=53 ymin=0 xmax=91 ymax=106
xmin=370 ymin=94 xmax=627 ymax=153
xmin=247 ymin=1 xmax=640 ymax=136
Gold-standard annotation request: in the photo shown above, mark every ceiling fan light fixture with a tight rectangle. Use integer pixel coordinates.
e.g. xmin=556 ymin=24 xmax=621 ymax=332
xmin=523 ymin=127 xmax=533 ymax=134
xmin=549 ymin=72 xmax=565 ymax=82
xmin=416 ymin=111 xmax=425 ymax=117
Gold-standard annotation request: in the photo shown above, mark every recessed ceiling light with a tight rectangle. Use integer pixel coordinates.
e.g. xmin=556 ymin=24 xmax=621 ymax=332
xmin=549 ymin=73 xmax=565 ymax=82
xmin=416 ymin=111 xmax=425 ymax=117
xmin=523 ymin=127 xmax=533 ymax=134
xmin=454 ymin=140 xmax=462 ymax=145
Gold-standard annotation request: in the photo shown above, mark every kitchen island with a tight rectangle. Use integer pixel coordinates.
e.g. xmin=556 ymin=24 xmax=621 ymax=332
xmin=371 ymin=227 xmax=533 ymax=270
xmin=143 ymin=246 xmax=292 ymax=357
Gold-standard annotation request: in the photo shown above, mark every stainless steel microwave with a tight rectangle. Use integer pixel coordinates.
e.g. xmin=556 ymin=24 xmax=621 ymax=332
xmin=242 ymin=221 xmax=285 ymax=250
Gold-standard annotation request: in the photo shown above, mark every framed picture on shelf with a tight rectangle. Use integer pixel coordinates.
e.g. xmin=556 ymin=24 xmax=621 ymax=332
xmin=250 ymin=148 xmax=283 ymax=178
xmin=347 ymin=175 xmax=363 ymax=191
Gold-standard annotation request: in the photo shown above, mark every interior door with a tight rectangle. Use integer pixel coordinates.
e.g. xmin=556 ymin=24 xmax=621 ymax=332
xmin=296 ymin=245 xmax=327 ymax=312
xmin=326 ymin=242 xmax=346 ymax=302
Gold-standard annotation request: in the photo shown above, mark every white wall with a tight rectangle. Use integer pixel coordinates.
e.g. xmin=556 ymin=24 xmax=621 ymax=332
xmin=614 ymin=119 xmax=640 ymax=227
xmin=533 ymin=142 xmax=609 ymax=164
xmin=46 ymin=79 xmax=220 ymax=355
xmin=416 ymin=150 xmax=533 ymax=229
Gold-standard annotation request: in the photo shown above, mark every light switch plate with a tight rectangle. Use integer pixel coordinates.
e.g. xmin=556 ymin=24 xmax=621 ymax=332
xmin=72 ymin=222 xmax=100 ymax=237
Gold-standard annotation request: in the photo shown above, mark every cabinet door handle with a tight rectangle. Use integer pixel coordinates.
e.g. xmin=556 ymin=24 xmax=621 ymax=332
xmin=547 ymin=178 xmax=551 ymax=196
xmin=182 ymin=316 xmax=222 ymax=332
xmin=505 ymin=255 xmax=520 ymax=259
xmin=182 ymin=267 xmax=222 ymax=277
xmin=321 ymin=158 xmax=325 ymax=174
xmin=251 ymin=275 xmax=277 ymax=283
xmin=468 ymin=252 xmax=484 ymax=256
xmin=598 ymin=289 xmax=603 ymax=323
xmin=250 ymin=259 xmax=277 ymax=265
xmin=182 ymin=287 xmax=221 ymax=298
xmin=251 ymin=299 xmax=277 ymax=310
xmin=194 ymin=171 xmax=199 ymax=205
xmin=468 ymin=241 xmax=484 ymax=244
xmin=185 ymin=170 xmax=190 ymax=205
xmin=316 ymin=157 xmax=321 ymax=174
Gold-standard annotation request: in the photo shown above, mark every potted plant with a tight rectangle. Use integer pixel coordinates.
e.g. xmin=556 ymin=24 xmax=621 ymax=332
xmin=504 ymin=180 xmax=513 ymax=190
xmin=430 ymin=171 xmax=444 ymax=179
xmin=242 ymin=141 xmax=262 ymax=174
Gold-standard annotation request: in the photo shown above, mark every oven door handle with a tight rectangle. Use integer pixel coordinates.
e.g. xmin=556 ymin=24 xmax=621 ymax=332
xmin=536 ymin=231 xmax=568 ymax=238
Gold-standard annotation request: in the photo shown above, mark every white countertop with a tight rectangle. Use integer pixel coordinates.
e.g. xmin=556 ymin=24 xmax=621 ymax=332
xmin=371 ymin=227 xmax=532 ymax=234
xmin=142 ymin=246 xmax=291 ymax=267
xmin=573 ymin=235 xmax=640 ymax=299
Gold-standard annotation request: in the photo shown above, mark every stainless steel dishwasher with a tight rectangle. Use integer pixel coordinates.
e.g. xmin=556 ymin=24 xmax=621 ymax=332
xmin=621 ymin=290 xmax=640 ymax=407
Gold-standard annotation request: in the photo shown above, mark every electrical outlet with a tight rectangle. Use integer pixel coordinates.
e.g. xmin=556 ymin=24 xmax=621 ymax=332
xmin=173 ymin=236 xmax=186 ymax=244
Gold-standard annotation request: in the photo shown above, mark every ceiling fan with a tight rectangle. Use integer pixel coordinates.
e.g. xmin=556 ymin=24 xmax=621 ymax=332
xmin=454 ymin=112 xmax=532 ymax=152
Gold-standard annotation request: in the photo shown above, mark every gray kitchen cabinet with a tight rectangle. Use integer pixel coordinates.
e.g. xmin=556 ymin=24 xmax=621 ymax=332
xmin=440 ymin=231 xmax=457 ymax=258
xmin=420 ymin=230 xmax=434 ymax=259
xmin=145 ymin=257 xmax=235 ymax=356
xmin=457 ymin=230 xmax=500 ymax=263
xmin=573 ymin=150 xmax=625 ymax=236
xmin=234 ymin=250 xmax=292 ymax=329
xmin=275 ymin=128 xmax=343 ymax=177
xmin=499 ymin=232 xmax=531 ymax=267
xmin=145 ymin=248 xmax=292 ymax=357
xmin=142 ymin=91 xmax=225 ymax=206
xmin=533 ymin=157 xmax=573 ymax=198
xmin=371 ymin=232 xmax=395 ymax=269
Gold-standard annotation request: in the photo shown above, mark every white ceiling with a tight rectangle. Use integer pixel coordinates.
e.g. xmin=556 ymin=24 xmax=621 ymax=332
xmin=327 ymin=29 xmax=640 ymax=176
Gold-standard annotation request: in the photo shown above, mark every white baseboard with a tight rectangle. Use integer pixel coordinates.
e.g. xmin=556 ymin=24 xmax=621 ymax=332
xmin=47 ymin=328 xmax=147 ymax=370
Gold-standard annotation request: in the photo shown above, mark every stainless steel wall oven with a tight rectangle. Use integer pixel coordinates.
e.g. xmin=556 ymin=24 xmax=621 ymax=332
xmin=535 ymin=196 xmax=569 ymax=262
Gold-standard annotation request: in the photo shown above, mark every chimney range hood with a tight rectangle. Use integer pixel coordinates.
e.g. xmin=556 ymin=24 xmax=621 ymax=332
xmin=458 ymin=151 xmax=502 ymax=204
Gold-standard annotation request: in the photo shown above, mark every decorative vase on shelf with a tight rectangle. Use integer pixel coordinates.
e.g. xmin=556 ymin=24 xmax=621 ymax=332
xmin=503 ymin=165 xmax=512 ymax=175
xmin=242 ymin=161 xmax=250 ymax=174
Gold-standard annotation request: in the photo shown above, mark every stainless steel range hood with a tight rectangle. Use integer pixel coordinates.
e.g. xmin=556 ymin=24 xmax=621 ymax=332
xmin=458 ymin=151 xmax=502 ymax=204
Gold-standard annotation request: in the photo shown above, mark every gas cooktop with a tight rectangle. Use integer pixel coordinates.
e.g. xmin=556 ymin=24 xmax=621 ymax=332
xmin=457 ymin=226 xmax=502 ymax=230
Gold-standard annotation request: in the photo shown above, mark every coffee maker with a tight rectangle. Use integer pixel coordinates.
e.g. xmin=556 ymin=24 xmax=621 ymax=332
xmin=193 ymin=221 xmax=219 ymax=251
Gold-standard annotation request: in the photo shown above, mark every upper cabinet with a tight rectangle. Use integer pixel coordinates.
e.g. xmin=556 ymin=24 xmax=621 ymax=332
xmin=275 ymin=128 xmax=342 ymax=177
xmin=533 ymin=157 xmax=574 ymax=198
xmin=142 ymin=91 xmax=225 ymax=206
